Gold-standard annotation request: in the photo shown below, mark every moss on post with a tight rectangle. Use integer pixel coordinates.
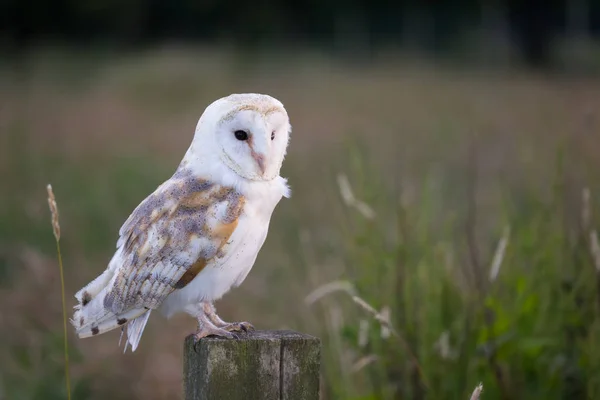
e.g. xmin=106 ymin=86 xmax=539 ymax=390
xmin=183 ymin=330 xmax=320 ymax=400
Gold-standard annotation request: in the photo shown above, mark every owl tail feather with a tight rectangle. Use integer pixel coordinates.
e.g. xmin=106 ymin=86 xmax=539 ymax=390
xmin=121 ymin=310 xmax=152 ymax=353
xmin=71 ymin=287 xmax=149 ymax=350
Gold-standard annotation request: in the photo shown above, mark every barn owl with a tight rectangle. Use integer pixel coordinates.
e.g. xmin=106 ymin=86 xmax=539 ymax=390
xmin=71 ymin=93 xmax=291 ymax=352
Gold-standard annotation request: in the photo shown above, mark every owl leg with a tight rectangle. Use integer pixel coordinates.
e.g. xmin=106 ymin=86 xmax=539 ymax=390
xmin=185 ymin=303 xmax=238 ymax=340
xmin=203 ymin=302 xmax=255 ymax=333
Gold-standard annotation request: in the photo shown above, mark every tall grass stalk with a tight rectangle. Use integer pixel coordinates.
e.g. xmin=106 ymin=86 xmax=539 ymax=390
xmin=47 ymin=184 xmax=71 ymax=400
xmin=305 ymin=279 xmax=429 ymax=390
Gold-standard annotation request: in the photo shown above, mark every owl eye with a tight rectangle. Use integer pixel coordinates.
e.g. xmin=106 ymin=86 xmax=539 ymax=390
xmin=271 ymin=131 xmax=275 ymax=140
xmin=234 ymin=130 xmax=248 ymax=141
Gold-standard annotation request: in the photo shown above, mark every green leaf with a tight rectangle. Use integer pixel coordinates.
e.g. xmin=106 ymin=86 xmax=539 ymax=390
xmin=517 ymin=337 xmax=558 ymax=357
xmin=520 ymin=293 xmax=539 ymax=315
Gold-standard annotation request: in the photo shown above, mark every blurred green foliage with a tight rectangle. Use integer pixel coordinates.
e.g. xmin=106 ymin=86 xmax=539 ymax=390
xmin=306 ymin=142 xmax=600 ymax=399
xmin=3 ymin=333 xmax=92 ymax=400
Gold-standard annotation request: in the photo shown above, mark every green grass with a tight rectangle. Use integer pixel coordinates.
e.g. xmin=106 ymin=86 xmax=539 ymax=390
xmin=0 ymin=47 xmax=599 ymax=399
xmin=301 ymin=145 xmax=600 ymax=399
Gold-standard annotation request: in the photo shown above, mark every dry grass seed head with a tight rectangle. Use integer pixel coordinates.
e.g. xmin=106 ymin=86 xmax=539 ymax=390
xmin=469 ymin=383 xmax=484 ymax=400
xmin=46 ymin=184 xmax=61 ymax=241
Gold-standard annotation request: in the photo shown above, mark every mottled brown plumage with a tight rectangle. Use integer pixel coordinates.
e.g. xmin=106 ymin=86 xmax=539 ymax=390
xmin=103 ymin=170 xmax=245 ymax=314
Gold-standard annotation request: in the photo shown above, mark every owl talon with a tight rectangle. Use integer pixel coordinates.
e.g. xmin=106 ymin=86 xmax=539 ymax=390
xmin=202 ymin=302 xmax=255 ymax=333
xmin=194 ymin=327 xmax=237 ymax=341
xmin=222 ymin=321 xmax=255 ymax=332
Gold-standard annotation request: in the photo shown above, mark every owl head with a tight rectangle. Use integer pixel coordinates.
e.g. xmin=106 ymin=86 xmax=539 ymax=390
xmin=185 ymin=93 xmax=291 ymax=182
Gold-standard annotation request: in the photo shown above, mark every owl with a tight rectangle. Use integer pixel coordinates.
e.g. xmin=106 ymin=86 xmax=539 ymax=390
xmin=71 ymin=93 xmax=291 ymax=352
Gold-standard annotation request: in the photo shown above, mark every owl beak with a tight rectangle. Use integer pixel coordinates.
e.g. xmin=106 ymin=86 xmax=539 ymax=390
xmin=254 ymin=154 xmax=266 ymax=176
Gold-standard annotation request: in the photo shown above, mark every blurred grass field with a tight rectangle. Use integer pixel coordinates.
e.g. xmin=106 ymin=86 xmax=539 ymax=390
xmin=1 ymin=46 xmax=600 ymax=399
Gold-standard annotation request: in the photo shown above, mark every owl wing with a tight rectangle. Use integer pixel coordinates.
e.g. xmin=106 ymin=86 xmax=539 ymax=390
xmin=104 ymin=173 xmax=246 ymax=315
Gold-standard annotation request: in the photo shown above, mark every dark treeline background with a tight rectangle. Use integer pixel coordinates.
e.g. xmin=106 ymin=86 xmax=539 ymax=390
xmin=2 ymin=0 xmax=600 ymax=68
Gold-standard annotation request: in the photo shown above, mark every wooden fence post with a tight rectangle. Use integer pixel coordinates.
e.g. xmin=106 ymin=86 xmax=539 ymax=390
xmin=183 ymin=330 xmax=321 ymax=400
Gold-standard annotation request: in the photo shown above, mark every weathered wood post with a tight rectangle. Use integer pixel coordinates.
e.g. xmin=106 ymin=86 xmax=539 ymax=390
xmin=183 ymin=330 xmax=321 ymax=400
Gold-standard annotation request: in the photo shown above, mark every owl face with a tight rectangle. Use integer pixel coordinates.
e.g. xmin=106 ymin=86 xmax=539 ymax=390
xmin=215 ymin=104 xmax=290 ymax=181
xmin=187 ymin=93 xmax=291 ymax=182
